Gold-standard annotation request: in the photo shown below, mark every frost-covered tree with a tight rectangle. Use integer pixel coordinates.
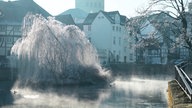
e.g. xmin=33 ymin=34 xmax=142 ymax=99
xmin=128 ymin=0 xmax=192 ymax=61
xmin=143 ymin=0 xmax=192 ymax=55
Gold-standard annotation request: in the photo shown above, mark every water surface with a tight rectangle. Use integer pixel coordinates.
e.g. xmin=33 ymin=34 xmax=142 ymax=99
xmin=1 ymin=77 xmax=168 ymax=108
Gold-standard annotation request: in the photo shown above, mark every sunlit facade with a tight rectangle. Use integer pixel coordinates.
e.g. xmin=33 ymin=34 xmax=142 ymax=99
xmin=83 ymin=11 xmax=136 ymax=64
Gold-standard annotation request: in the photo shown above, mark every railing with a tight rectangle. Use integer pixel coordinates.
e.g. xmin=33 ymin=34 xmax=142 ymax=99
xmin=175 ymin=61 xmax=192 ymax=100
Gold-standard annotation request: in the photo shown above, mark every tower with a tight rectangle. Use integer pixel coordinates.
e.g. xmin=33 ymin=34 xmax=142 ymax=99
xmin=75 ymin=0 xmax=104 ymax=13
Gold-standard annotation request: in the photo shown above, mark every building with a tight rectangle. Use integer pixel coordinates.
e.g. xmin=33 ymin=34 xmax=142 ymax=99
xmin=0 ymin=0 xmax=51 ymax=59
xmin=131 ymin=15 xmax=169 ymax=64
xmin=55 ymin=14 xmax=75 ymax=25
xmin=75 ymin=0 xmax=104 ymax=13
xmin=82 ymin=11 xmax=136 ymax=64
xmin=58 ymin=8 xmax=88 ymax=24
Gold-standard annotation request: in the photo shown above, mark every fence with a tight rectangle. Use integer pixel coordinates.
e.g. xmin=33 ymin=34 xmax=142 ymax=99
xmin=175 ymin=61 xmax=192 ymax=100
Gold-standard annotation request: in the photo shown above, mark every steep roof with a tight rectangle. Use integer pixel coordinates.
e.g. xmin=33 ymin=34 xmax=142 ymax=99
xmin=83 ymin=10 xmax=128 ymax=25
xmin=59 ymin=8 xmax=88 ymax=19
xmin=83 ymin=12 xmax=98 ymax=25
xmin=0 ymin=0 xmax=51 ymax=24
xmin=120 ymin=15 xmax=128 ymax=25
xmin=147 ymin=12 xmax=180 ymax=38
xmin=55 ymin=14 xmax=75 ymax=25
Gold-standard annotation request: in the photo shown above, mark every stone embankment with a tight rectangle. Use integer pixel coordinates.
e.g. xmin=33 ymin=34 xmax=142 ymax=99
xmin=168 ymin=80 xmax=192 ymax=108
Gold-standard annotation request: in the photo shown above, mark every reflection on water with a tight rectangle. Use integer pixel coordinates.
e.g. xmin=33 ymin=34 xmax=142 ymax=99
xmin=1 ymin=77 xmax=168 ymax=108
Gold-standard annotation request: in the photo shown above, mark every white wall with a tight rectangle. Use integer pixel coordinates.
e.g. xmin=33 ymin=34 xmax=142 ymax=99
xmin=83 ymin=11 xmax=137 ymax=64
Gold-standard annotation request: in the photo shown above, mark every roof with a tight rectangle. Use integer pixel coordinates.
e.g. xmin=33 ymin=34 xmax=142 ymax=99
xmin=59 ymin=8 xmax=88 ymax=19
xmin=83 ymin=10 xmax=128 ymax=26
xmin=129 ymin=12 xmax=180 ymax=39
xmin=147 ymin=12 xmax=180 ymax=39
xmin=76 ymin=23 xmax=84 ymax=30
xmin=55 ymin=14 xmax=75 ymax=25
xmin=83 ymin=12 xmax=98 ymax=25
xmin=0 ymin=0 xmax=51 ymax=24
xmin=120 ymin=15 xmax=128 ymax=25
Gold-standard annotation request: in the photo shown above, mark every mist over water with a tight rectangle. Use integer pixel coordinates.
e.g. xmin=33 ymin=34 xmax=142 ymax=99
xmin=10 ymin=14 xmax=111 ymax=87
xmin=1 ymin=77 xmax=167 ymax=108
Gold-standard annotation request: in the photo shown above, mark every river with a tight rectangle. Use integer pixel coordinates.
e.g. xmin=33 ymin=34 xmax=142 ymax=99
xmin=0 ymin=76 xmax=169 ymax=108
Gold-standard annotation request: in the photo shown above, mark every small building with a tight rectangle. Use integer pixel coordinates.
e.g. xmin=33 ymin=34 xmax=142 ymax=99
xmin=0 ymin=0 xmax=51 ymax=58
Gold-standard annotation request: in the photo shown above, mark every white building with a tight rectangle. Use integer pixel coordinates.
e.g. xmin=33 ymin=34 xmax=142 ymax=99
xmin=83 ymin=11 xmax=136 ymax=64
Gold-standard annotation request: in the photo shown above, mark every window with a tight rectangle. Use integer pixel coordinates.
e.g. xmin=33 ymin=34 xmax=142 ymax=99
xmin=0 ymin=25 xmax=6 ymax=31
xmin=113 ymin=37 xmax=116 ymax=45
xmin=119 ymin=37 xmax=121 ymax=45
xmin=6 ymin=37 xmax=12 ymax=43
xmin=14 ymin=26 xmax=21 ymax=31
xmin=124 ymin=47 xmax=126 ymax=53
xmin=0 ymin=37 xmax=2 ymax=41
xmin=7 ymin=50 xmax=10 ymax=56
xmin=113 ymin=50 xmax=116 ymax=55
xmin=113 ymin=50 xmax=116 ymax=62
xmin=130 ymin=54 xmax=133 ymax=60
xmin=112 ymin=26 xmax=115 ymax=31
xmin=98 ymin=16 xmax=104 ymax=19
xmin=116 ymin=26 xmax=118 ymax=31
xmin=88 ymin=25 xmax=91 ymax=31
xmin=119 ymin=27 xmax=121 ymax=32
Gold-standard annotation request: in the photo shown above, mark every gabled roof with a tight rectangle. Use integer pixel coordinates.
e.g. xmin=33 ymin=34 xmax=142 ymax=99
xmin=55 ymin=14 xmax=75 ymax=25
xmin=59 ymin=8 xmax=88 ymax=19
xmin=0 ymin=0 xmax=51 ymax=24
xmin=120 ymin=15 xmax=128 ymax=25
xmin=83 ymin=10 xmax=128 ymax=25
xmin=76 ymin=23 xmax=84 ymax=30
xmin=147 ymin=12 xmax=180 ymax=38
xmin=83 ymin=12 xmax=98 ymax=25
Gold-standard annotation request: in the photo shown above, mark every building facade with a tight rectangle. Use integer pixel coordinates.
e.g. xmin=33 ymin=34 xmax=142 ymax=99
xmin=0 ymin=0 xmax=50 ymax=59
xmin=83 ymin=11 xmax=136 ymax=64
xmin=135 ymin=19 xmax=168 ymax=64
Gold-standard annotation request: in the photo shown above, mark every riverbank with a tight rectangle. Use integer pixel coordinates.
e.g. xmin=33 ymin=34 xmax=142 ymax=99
xmin=168 ymin=80 xmax=192 ymax=108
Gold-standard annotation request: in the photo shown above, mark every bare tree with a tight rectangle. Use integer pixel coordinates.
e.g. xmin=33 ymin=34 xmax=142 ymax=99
xmin=143 ymin=0 xmax=192 ymax=51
